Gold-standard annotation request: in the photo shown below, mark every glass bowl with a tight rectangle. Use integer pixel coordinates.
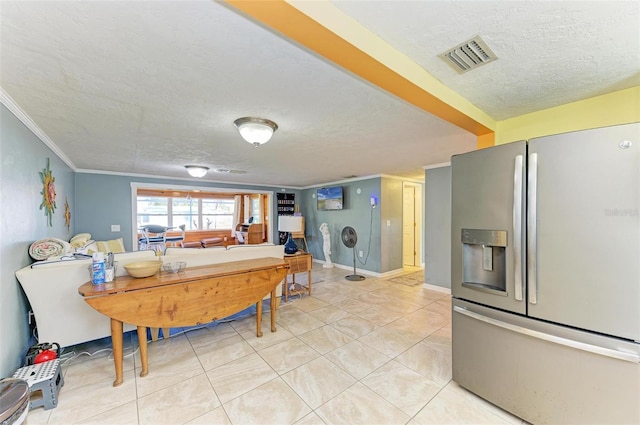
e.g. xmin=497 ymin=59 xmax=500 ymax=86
xmin=162 ymin=261 xmax=186 ymax=273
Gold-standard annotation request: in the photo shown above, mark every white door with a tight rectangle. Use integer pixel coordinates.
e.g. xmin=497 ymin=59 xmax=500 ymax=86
xmin=403 ymin=183 xmax=421 ymax=266
xmin=414 ymin=186 xmax=422 ymax=266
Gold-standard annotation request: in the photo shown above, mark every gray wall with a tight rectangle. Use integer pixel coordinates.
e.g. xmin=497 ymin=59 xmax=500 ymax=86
xmin=300 ymin=176 xmax=408 ymax=275
xmin=302 ymin=178 xmax=383 ymax=273
xmin=424 ymin=166 xmax=451 ymax=288
xmin=75 ymin=173 xmax=300 ymax=251
xmin=0 ymin=105 xmax=75 ymax=376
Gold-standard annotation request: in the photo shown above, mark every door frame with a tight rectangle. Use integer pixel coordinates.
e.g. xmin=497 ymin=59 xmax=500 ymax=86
xmin=130 ymin=182 xmax=274 ymax=249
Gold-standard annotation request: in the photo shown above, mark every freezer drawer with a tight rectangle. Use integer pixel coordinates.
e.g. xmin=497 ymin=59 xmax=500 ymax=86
xmin=452 ymin=299 xmax=640 ymax=425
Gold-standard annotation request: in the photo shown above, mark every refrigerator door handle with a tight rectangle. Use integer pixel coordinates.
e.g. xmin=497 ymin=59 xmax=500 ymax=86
xmin=513 ymin=155 xmax=524 ymax=301
xmin=528 ymin=153 xmax=538 ymax=304
xmin=453 ymin=306 xmax=640 ymax=363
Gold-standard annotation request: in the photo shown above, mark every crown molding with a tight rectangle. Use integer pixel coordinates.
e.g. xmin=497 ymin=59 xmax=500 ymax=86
xmin=423 ymin=162 xmax=450 ymax=170
xmin=0 ymin=88 xmax=77 ymax=171
xmin=76 ymin=168 xmax=303 ymax=191
xmin=380 ymin=173 xmax=424 ymax=184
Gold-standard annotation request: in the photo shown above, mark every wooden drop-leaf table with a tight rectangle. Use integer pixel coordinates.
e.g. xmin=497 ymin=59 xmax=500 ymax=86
xmin=78 ymin=257 xmax=288 ymax=386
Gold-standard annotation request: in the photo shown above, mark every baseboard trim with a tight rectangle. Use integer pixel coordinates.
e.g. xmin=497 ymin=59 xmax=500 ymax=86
xmin=423 ymin=283 xmax=451 ymax=294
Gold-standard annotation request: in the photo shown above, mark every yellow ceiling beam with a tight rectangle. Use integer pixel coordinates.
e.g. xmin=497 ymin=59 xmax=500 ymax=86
xmin=225 ymin=0 xmax=495 ymax=145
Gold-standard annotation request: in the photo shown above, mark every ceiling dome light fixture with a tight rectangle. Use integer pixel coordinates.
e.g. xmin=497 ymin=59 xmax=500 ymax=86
xmin=233 ymin=117 xmax=278 ymax=147
xmin=185 ymin=165 xmax=209 ymax=178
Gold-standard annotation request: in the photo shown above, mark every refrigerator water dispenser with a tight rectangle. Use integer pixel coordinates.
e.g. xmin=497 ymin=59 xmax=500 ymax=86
xmin=461 ymin=229 xmax=507 ymax=295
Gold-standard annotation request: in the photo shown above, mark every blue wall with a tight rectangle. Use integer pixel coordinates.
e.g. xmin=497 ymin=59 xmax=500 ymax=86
xmin=0 ymin=104 xmax=423 ymax=377
xmin=424 ymin=166 xmax=451 ymax=288
xmin=300 ymin=177 xmax=408 ymax=275
xmin=0 ymin=105 xmax=75 ymax=376
xmin=75 ymin=174 xmax=301 ymax=251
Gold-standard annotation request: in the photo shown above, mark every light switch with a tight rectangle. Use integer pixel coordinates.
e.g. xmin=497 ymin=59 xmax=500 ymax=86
xmin=111 ymin=224 xmax=120 ymax=232
xmin=386 ymin=220 xmax=391 ymax=227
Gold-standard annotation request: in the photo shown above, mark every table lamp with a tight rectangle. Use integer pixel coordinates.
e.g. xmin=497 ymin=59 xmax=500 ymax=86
xmin=278 ymin=216 xmax=303 ymax=254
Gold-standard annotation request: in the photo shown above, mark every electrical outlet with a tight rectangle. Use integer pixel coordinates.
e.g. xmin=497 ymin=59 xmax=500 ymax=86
xmin=359 ymin=250 xmax=364 ymax=258
xmin=28 ymin=311 xmax=34 ymax=325
xmin=111 ymin=224 xmax=120 ymax=232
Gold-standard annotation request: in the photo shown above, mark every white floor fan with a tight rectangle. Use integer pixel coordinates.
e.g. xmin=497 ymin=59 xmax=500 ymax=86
xmin=341 ymin=226 xmax=365 ymax=281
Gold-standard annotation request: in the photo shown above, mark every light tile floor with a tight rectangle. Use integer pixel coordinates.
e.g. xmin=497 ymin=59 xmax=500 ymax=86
xmin=24 ymin=264 xmax=526 ymax=425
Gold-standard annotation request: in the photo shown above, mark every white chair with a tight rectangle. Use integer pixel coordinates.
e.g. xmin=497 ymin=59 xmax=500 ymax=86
xmin=139 ymin=225 xmax=168 ymax=253
xmin=165 ymin=225 xmax=186 ymax=248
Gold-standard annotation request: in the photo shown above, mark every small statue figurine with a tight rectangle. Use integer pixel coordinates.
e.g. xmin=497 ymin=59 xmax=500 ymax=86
xmin=319 ymin=222 xmax=334 ymax=268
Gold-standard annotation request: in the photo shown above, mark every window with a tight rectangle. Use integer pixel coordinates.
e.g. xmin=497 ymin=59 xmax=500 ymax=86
xmin=202 ymin=198 xmax=234 ymax=229
xmin=249 ymin=195 xmax=261 ymax=223
xmin=137 ymin=197 xmax=169 ymax=227
xmin=136 ymin=194 xmax=234 ymax=230
xmin=172 ymin=197 xmax=200 ymax=230
xmin=133 ymin=185 xmax=272 ymax=241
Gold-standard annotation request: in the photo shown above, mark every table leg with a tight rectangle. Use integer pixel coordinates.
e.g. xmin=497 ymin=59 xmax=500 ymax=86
xmin=150 ymin=328 xmax=160 ymax=341
xmin=137 ymin=326 xmax=149 ymax=378
xmin=110 ymin=318 xmax=124 ymax=387
xmin=256 ymin=300 xmax=263 ymax=337
xmin=270 ymin=289 xmax=277 ymax=332
xmin=284 ymin=277 xmax=288 ymax=303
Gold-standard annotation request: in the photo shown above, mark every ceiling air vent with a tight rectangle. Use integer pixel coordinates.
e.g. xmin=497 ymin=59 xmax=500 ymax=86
xmin=439 ymin=35 xmax=497 ymax=74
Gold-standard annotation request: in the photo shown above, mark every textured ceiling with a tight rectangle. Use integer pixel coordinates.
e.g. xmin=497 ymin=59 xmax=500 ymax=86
xmin=1 ymin=1 xmax=638 ymax=187
xmin=333 ymin=0 xmax=640 ymax=120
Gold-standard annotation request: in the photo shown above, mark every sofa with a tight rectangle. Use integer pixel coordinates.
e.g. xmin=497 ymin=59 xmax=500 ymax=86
xmin=16 ymin=244 xmax=285 ymax=348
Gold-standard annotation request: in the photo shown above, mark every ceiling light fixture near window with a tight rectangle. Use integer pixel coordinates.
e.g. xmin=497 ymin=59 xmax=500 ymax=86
xmin=234 ymin=117 xmax=278 ymax=147
xmin=439 ymin=35 xmax=498 ymax=74
xmin=185 ymin=165 xmax=209 ymax=178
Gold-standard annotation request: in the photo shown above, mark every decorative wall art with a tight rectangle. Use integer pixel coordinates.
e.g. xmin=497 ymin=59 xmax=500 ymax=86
xmin=64 ymin=198 xmax=71 ymax=231
xmin=39 ymin=158 xmax=57 ymax=226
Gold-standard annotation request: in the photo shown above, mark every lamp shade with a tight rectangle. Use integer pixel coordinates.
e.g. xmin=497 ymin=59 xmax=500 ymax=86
xmin=278 ymin=215 xmax=303 ymax=233
xmin=234 ymin=117 xmax=278 ymax=147
xmin=185 ymin=165 xmax=209 ymax=178
xmin=279 ymin=215 xmax=302 ymax=254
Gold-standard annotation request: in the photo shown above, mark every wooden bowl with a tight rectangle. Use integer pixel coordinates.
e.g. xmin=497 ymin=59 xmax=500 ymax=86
xmin=124 ymin=261 xmax=161 ymax=278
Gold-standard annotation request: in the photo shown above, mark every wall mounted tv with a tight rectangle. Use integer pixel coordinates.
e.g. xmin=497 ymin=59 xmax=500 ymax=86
xmin=317 ymin=186 xmax=343 ymax=210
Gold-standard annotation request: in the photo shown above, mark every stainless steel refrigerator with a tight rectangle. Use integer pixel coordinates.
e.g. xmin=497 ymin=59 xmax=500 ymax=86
xmin=450 ymin=123 xmax=640 ymax=424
